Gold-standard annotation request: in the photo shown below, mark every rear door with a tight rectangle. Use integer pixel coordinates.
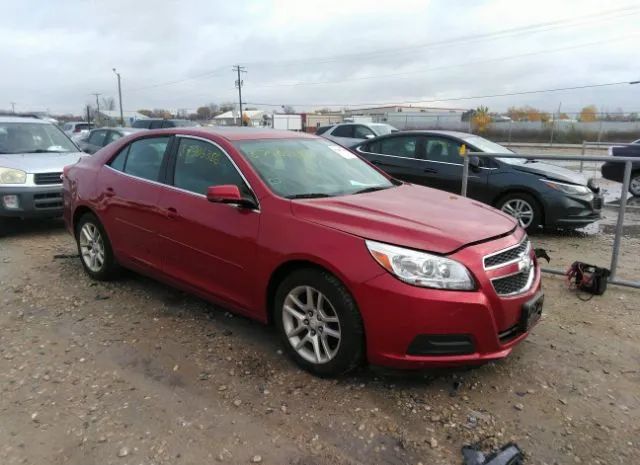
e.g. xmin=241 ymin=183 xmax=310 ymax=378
xmin=156 ymin=135 xmax=260 ymax=312
xmin=97 ymin=136 xmax=172 ymax=270
xmin=327 ymin=124 xmax=355 ymax=146
xmin=356 ymin=134 xmax=426 ymax=184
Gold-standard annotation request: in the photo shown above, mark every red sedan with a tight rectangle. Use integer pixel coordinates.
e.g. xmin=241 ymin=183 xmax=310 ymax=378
xmin=62 ymin=127 xmax=542 ymax=376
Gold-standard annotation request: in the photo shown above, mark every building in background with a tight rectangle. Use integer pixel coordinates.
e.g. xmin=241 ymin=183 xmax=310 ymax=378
xmin=97 ymin=110 xmax=148 ymax=127
xmin=213 ymin=110 xmax=268 ymax=127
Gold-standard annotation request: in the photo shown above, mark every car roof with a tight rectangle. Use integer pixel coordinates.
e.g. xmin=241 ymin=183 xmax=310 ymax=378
xmin=0 ymin=116 xmax=50 ymax=124
xmin=157 ymin=127 xmax=317 ymax=142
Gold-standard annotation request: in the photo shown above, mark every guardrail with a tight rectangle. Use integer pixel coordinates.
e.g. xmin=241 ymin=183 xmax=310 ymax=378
xmin=461 ymin=152 xmax=639 ymax=289
xmin=578 ymin=141 xmax=637 ymax=172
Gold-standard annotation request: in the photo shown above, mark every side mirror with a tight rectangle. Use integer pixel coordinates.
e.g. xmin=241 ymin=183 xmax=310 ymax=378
xmin=364 ymin=134 xmax=375 ymax=139
xmin=206 ymin=185 xmax=257 ymax=209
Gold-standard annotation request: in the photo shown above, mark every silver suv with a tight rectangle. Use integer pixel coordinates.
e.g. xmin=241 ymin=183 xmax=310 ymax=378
xmin=316 ymin=122 xmax=397 ymax=147
xmin=0 ymin=116 xmax=84 ymax=221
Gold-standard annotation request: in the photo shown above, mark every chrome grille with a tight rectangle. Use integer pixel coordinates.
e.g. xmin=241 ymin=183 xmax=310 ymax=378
xmin=484 ymin=238 xmax=529 ymax=269
xmin=34 ymin=172 xmax=63 ymax=185
xmin=492 ymin=268 xmax=534 ymax=296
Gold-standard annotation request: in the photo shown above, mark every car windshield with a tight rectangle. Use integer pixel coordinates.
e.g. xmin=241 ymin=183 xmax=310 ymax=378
xmin=0 ymin=122 xmax=78 ymax=154
xmin=370 ymin=124 xmax=397 ymax=136
xmin=235 ymin=138 xmax=395 ymax=198
xmin=462 ymin=135 xmax=527 ymax=164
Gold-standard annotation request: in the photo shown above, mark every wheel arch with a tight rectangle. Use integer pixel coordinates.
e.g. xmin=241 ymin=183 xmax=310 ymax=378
xmin=72 ymin=205 xmax=96 ymax=237
xmin=265 ymin=258 xmax=350 ymax=326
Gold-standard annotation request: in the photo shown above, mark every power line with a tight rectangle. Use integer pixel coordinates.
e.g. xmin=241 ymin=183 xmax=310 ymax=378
xmin=238 ymin=5 xmax=640 ymax=69
xmin=245 ymin=79 xmax=638 ymax=108
xmin=100 ymin=4 xmax=639 ymax=95
xmin=246 ymin=34 xmax=638 ymax=89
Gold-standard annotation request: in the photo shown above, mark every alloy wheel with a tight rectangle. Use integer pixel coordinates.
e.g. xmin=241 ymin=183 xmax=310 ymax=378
xmin=501 ymin=198 xmax=534 ymax=229
xmin=630 ymin=175 xmax=640 ymax=197
xmin=282 ymin=285 xmax=341 ymax=365
xmin=79 ymin=222 xmax=105 ymax=272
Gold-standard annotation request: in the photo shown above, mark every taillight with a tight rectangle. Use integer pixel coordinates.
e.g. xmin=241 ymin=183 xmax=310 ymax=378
xmin=74 ymin=127 xmax=81 ymax=133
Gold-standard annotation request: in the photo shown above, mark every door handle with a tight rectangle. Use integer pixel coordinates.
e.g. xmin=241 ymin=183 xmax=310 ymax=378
xmin=166 ymin=207 xmax=178 ymax=219
xmin=105 ymin=187 xmax=115 ymax=197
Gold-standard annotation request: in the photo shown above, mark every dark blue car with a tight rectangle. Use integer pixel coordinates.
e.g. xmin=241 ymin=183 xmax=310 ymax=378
xmin=353 ymin=130 xmax=603 ymax=232
xmin=601 ymin=139 xmax=640 ymax=197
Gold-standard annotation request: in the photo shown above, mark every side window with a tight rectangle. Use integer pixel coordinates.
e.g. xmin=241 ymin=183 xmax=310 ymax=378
xmin=88 ymin=130 xmax=107 ymax=146
xmin=331 ymin=125 xmax=354 ymax=138
xmin=63 ymin=123 xmax=71 ymax=131
xmin=105 ymin=131 xmax=122 ymax=145
xmin=149 ymin=120 xmax=164 ymax=129
xmin=122 ymin=137 xmax=170 ymax=181
xmin=424 ymin=137 xmax=464 ymax=164
xmin=173 ymin=138 xmax=250 ymax=196
xmin=354 ymin=125 xmax=374 ymax=139
xmin=363 ymin=140 xmax=381 ymax=153
xmin=109 ymin=146 xmax=128 ymax=171
xmin=132 ymin=120 xmax=149 ymax=129
xmin=379 ymin=136 xmax=420 ymax=158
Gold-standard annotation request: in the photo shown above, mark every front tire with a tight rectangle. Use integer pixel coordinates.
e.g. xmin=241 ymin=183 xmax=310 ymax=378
xmin=75 ymin=213 xmax=119 ymax=280
xmin=274 ymin=268 xmax=365 ymax=377
xmin=497 ymin=192 xmax=542 ymax=232
xmin=629 ymin=172 xmax=640 ymax=197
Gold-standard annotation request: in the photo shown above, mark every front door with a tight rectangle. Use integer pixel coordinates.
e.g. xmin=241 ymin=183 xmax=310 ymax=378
xmin=421 ymin=136 xmax=491 ymax=200
xmin=357 ymin=134 xmax=426 ymax=184
xmin=157 ymin=136 xmax=260 ymax=312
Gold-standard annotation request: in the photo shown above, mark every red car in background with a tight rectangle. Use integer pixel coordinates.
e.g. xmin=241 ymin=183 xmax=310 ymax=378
xmin=62 ymin=127 xmax=542 ymax=376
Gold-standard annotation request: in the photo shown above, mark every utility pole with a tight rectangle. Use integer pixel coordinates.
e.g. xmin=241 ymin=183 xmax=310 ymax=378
xmin=233 ymin=65 xmax=247 ymax=126
xmin=10 ymin=102 xmax=16 ymax=113
xmin=92 ymin=93 xmax=101 ymax=126
xmin=113 ymin=68 xmax=124 ymax=125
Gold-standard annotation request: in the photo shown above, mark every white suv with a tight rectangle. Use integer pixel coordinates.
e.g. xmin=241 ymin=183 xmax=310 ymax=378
xmin=316 ymin=122 xmax=397 ymax=147
xmin=0 ymin=116 xmax=84 ymax=222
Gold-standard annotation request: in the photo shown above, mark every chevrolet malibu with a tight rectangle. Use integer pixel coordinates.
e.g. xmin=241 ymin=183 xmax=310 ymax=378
xmin=62 ymin=127 xmax=542 ymax=376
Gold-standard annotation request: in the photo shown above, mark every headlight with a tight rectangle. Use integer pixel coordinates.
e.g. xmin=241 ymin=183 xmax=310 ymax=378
xmin=541 ymin=179 xmax=591 ymax=195
xmin=0 ymin=167 xmax=27 ymax=184
xmin=366 ymin=240 xmax=475 ymax=290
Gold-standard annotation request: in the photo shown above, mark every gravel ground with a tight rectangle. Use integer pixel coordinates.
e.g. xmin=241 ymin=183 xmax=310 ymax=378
xmin=1 ymin=218 xmax=639 ymax=465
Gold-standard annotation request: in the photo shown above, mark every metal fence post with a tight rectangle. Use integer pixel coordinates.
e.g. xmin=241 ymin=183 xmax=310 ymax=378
xmin=461 ymin=155 xmax=470 ymax=197
xmin=609 ymin=160 xmax=632 ymax=280
xmin=579 ymin=141 xmax=585 ymax=173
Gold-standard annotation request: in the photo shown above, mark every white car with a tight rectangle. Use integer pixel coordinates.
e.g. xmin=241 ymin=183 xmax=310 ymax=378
xmin=316 ymin=122 xmax=397 ymax=147
xmin=62 ymin=121 xmax=93 ymax=139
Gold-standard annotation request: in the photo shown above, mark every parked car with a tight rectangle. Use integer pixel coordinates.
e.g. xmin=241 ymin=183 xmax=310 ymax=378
xmin=77 ymin=127 xmax=143 ymax=154
xmin=0 ymin=115 xmax=84 ymax=223
xmin=317 ymin=122 xmax=397 ymax=146
xmin=62 ymin=127 xmax=542 ymax=376
xmin=132 ymin=119 xmax=197 ymax=129
xmin=353 ymin=130 xmax=603 ymax=232
xmin=62 ymin=121 xmax=93 ymax=137
xmin=601 ymin=139 xmax=640 ymax=197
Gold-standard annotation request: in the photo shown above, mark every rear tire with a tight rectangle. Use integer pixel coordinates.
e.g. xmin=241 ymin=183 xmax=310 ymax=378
xmin=629 ymin=172 xmax=640 ymax=197
xmin=497 ymin=192 xmax=542 ymax=233
xmin=274 ymin=268 xmax=365 ymax=377
xmin=75 ymin=213 xmax=120 ymax=280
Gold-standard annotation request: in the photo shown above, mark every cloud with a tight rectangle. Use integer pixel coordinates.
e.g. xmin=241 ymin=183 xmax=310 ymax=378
xmin=1 ymin=0 xmax=637 ymax=115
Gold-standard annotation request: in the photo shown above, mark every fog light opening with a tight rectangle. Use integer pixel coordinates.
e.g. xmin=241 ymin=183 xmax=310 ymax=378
xmin=2 ymin=194 xmax=19 ymax=209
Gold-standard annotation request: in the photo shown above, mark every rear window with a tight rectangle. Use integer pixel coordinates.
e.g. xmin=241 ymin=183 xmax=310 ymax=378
xmin=132 ymin=120 xmax=151 ymax=129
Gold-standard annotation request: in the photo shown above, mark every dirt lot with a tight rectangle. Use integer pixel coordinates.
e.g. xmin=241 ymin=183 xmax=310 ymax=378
xmin=1 ymin=217 xmax=639 ymax=465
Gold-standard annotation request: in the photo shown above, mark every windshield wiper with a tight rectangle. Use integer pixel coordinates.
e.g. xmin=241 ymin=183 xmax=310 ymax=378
xmin=353 ymin=185 xmax=391 ymax=194
xmin=287 ymin=193 xmax=333 ymax=199
xmin=28 ymin=149 xmax=70 ymax=153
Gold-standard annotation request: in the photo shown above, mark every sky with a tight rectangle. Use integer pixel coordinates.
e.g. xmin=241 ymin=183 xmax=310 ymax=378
xmin=1 ymin=0 xmax=639 ymax=116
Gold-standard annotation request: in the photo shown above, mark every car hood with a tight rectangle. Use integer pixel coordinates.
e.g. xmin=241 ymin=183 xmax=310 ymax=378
xmin=0 ymin=152 xmax=85 ymax=173
xmin=512 ymin=161 xmax=588 ymax=185
xmin=291 ymin=184 xmax=517 ymax=254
